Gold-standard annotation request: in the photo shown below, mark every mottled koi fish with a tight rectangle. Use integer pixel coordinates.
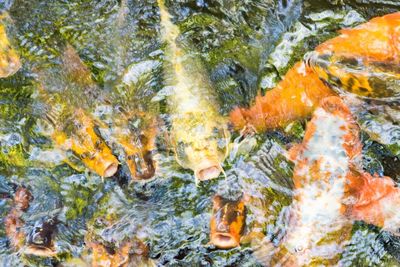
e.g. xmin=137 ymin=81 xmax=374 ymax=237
xmin=210 ymin=195 xmax=245 ymax=249
xmin=262 ymin=97 xmax=400 ymax=266
xmin=230 ymin=12 xmax=400 ymax=132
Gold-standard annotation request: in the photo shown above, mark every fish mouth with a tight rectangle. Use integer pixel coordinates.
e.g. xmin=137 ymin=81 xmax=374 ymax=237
xmin=23 ymin=245 xmax=57 ymax=257
xmin=102 ymin=162 xmax=119 ymax=178
xmin=211 ymin=233 xmax=239 ymax=249
xmin=127 ymin=152 xmax=156 ymax=180
xmin=195 ymin=163 xmax=221 ymax=181
xmin=91 ymin=153 xmax=119 ymax=178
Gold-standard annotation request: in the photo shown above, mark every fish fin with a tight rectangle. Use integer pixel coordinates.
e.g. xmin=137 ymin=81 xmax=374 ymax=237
xmin=349 ymin=171 xmax=400 ymax=233
xmin=287 ymin=143 xmax=302 ymax=162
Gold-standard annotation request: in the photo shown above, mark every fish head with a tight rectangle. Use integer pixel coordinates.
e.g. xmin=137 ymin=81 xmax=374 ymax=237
xmin=0 ymin=24 xmax=21 ymax=78
xmin=210 ymin=195 xmax=245 ymax=249
xmin=305 ymin=50 xmax=400 ymax=100
xmin=174 ymin=122 xmax=230 ymax=181
xmin=115 ymin=114 xmax=158 ymax=180
xmin=53 ymin=111 xmax=119 ymax=178
xmin=25 ymin=217 xmax=58 ymax=257
xmin=125 ymin=146 xmax=156 ymax=180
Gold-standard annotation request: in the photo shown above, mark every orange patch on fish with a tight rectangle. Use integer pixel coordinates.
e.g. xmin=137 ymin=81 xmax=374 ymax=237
xmin=229 ymin=62 xmax=335 ymax=132
xmin=52 ymin=109 xmax=119 ymax=177
xmin=210 ymin=195 xmax=245 ymax=249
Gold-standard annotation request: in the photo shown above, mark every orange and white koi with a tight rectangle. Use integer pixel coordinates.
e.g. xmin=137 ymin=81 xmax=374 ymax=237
xmin=264 ymin=97 xmax=400 ymax=266
xmin=230 ymin=12 xmax=400 ymax=132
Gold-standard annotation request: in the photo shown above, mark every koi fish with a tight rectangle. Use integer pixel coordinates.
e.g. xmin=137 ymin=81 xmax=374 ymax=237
xmin=157 ymin=0 xmax=230 ymax=181
xmin=263 ymin=97 xmax=400 ymax=266
xmin=61 ymin=44 xmax=159 ymax=180
xmin=230 ymin=12 xmax=400 ymax=132
xmin=4 ymin=187 xmax=58 ymax=257
xmin=210 ymin=195 xmax=245 ymax=249
xmin=0 ymin=14 xmax=21 ymax=78
xmin=111 ymin=111 xmax=158 ymax=180
xmin=5 ymin=187 xmax=32 ymax=250
xmin=36 ymin=45 xmax=119 ymax=178
xmin=86 ymin=239 xmax=155 ymax=267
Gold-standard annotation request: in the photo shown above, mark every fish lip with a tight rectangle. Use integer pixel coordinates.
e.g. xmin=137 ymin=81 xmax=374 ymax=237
xmin=195 ymin=163 xmax=221 ymax=181
xmin=210 ymin=233 xmax=239 ymax=249
xmin=127 ymin=153 xmax=156 ymax=180
xmin=22 ymin=245 xmax=57 ymax=257
xmin=103 ymin=162 xmax=119 ymax=178
xmin=0 ymin=60 xmax=21 ymax=78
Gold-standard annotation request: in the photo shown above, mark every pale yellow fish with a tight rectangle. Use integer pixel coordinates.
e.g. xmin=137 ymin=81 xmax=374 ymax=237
xmin=157 ymin=0 xmax=230 ymax=181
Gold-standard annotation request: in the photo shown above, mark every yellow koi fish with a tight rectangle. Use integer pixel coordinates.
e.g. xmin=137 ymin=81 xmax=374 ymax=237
xmin=157 ymin=0 xmax=230 ymax=181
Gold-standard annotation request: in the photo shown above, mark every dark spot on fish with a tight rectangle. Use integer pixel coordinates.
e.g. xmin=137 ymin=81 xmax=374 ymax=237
xmin=27 ymin=217 xmax=58 ymax=248
xmin=104 ymin=245 xmax=116 ymax=255
xmin=338 ymin=57 xmax=360 ymax=68
xmin=346 ymin=77 xmax=356 ymax=92
xmin=358 ymin=87 xmax=369 ymax=93
xmin=327 ymin=72 xmax=342 ymax=87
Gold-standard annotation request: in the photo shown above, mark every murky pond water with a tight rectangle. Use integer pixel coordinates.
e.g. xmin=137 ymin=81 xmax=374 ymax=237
xmin=0 ymin=0 xmax=399 ymax=266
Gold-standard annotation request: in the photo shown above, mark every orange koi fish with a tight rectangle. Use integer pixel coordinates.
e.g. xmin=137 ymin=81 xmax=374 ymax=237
xmin=87 ymin=239 xmax=154 ymax=267
xmin=230 ymin=12 xmax=400 ymax=131
xmin=210 ymin=195 xmax=246 ymax=249
xmin=266 ymin=97 xmax=400 ymax=266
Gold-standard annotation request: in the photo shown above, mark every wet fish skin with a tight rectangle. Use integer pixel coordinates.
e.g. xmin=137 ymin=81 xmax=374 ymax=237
xmin=230 ymin=12 xmax=400 ymax=132
xmin=85 ymin=232 xmax=155 ymax=267
xmin=210 ymin=195 xmax=245 ymax=249
xmin=4 ymin=187 xmax=32 ymax=250
xmin=270 ymin=96 xmax=357 ymax=266
xmin=111 ymin=111 xmax=158 ymax=181
xmin=157 ymin=0 xmax=230 ymax=182
xmin=261 ymin=97 xmax=400 ymax=266
xmin=52 ymin=109 xmax=119 ymax=178
xmin=0 ymin=15 xmax=21 ymax=78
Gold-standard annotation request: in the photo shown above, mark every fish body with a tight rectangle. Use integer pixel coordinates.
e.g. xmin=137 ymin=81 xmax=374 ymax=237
xmin=35 ymin=45 xmax=119 ymax=178
xmin=110 ymin=111 xmax=158 ymax=180
xmin=272 ymin=97 xmax=357 ymax=266
xmin=266 ymin=97 xmax=400 ymax=266
xmin=157 ymin=0 xmax=230 ymax=181
xmin=51 ymin=108 xmax=119 ymax=178
xmin=0 ymin=14 xmax=21 ymax=78
xmin=230 ymin=12 xmax=400 ymax=132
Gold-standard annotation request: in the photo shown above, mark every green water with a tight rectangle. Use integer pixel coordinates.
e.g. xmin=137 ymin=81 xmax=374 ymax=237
xmin=0 ymin=0 xmax=399 ymax=266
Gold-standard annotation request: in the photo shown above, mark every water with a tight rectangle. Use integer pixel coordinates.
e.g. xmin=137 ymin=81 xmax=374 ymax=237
xmin=0 ymin=0 xmax=399 ymax=266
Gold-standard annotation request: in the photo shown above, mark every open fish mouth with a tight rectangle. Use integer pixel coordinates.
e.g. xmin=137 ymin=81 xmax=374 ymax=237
xmin=23 ymin=245 xmax=57 ymax=257
xmin=103 ymin=162 xmax=119 ymax=178
xmin=195 ymin=162 xmax=222 ymax=181
xmin=210 ymin=233 xmax=240 ymax=249
xmin=127 ymin=151 xmax=156 ymax=180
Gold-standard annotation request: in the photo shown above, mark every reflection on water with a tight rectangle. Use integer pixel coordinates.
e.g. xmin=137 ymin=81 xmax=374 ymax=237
xmin=0 ymin=0 xmax=399 ymax=266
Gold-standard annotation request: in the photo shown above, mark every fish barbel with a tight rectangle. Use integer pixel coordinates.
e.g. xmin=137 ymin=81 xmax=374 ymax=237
xmin=157 ymin=0 xmax=230 ymax=181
